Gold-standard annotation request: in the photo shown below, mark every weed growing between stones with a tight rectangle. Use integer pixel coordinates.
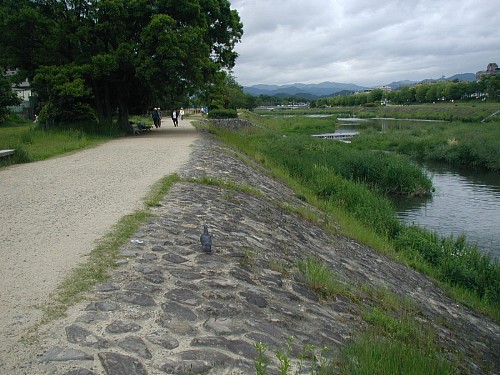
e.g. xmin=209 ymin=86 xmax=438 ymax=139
xmin=297 ymin=256 xmax=352 ymax=300
xmin=293 ymin=257 xmax=458 ymax=374
xmin=145 ymin=174 xmax=181 ymax=207
xmin=254 ymin=337 xmax=334 ymax=375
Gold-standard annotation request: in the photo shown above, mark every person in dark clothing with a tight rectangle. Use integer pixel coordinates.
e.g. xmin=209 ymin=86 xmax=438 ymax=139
xmin=152 ymin=108 xmax=161 ymax=128
xmin=171 ymin=109 xmax=178 ymax=127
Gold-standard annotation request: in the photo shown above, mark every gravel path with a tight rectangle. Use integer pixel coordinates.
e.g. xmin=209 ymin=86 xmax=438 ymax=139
xmin=0 ymin=119 xmax=198 ymax=369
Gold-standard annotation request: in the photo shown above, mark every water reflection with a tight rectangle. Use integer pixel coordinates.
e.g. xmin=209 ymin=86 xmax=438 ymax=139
xmin=392 ymin=162 xmax=500 ymax=260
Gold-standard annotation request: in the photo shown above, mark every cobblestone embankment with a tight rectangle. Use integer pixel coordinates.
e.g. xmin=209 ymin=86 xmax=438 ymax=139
xmin=23 ymin=130 xmax=499 ymax=374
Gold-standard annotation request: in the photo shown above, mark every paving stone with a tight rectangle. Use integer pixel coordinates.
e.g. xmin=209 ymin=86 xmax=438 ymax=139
xmin=106 ymin=320 xmax=142 ymax=334
xmin=178 ymin=349 xmax=231 ymax=366
xmin=117 ymin=336 xmax=152 ymax=359
xmin=292 ymin=283 xmax=320 ymax=302
xmin=161 ymin=301 xmax=198 ymax=321
xmin=97 ymin=284 xmax=120 ymax=292
xmin=143 ymin=272 xmax=165 ymax=284
xmin=168 ymin=269 xmax=204 ymax=280
xmin=65 ymin=325 xmax=107 ymax=348
xmin=95 ymin=301 xmax=119 ymax=312
xmin=41 ymin=347 xmax=93 ymax=362
xmin=164 ymin=288 xmax=201 ymax=306
xmin=225 ymin=339 xmax=257 ymax=357
xmin=160 ymin=359 xmax=212 ymax=374
xmin=240 ymin=291 xmax=268 ymax=308
xmin=151 ymin=245 xmax=166 ymax=252
xmin=146 ymin=331 xmax=179 ymax=349
xmin=162 ymin=253 xmax=189 ymax=264
xmin=98 ymin=352 xmax=147 ymax=375
xmin=124 ymin=281 xmax=161 ymax=294
xmin=117 ymin=291 xmax=156 ymax=307
xmin=62 ymin=369 xmax=98 ymax=375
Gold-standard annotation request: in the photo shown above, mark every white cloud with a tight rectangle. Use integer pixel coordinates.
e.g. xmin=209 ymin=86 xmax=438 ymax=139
xmin=229 ymin=0 xmax=500 ymax=86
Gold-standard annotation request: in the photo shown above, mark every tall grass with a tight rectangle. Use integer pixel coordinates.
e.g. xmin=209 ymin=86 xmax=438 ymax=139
xmin=0 ymin=118 xmax=119 ymax=168
xmin=395 ymin=227 xmax=500 ymax=305
xmin=353 ymin=120 xmax=500 ymax=172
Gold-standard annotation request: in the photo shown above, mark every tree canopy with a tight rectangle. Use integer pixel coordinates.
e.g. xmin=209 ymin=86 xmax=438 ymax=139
xmin=0 ymin=0 xmax=243 ymax=130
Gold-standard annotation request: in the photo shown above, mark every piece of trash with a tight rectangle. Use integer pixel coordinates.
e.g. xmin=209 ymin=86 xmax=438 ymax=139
xmin=131 ymin=240 xmax=145 ymax=244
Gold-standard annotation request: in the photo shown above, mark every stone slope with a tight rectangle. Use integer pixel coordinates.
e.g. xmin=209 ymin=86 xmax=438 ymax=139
xmin=25 ymin=134 xmax=499 ymax=374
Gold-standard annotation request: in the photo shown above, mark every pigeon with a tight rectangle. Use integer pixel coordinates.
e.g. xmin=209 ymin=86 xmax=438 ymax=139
xmin=200 ymin=225 xmax=213 ymax=253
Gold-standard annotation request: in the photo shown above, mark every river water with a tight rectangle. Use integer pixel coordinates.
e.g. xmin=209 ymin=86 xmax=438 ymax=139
xmin=337 ymin=118 xmax=500 ymax=261
xmin=391 ymin=162 xmax=500 ymax=261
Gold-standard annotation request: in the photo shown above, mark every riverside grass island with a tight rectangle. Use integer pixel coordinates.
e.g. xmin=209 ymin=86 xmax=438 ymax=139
xmin=311 ymin=130 xmax=359 ymax=142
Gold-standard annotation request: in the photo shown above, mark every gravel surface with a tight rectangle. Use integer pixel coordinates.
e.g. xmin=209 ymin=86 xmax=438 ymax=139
xmin=0 ymin=119 xmax=198 ymax=369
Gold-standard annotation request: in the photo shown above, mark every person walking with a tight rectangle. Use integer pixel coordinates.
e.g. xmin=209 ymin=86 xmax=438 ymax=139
xmin=152 ymin=108 xmax=160 ymax=128
xmin=180 ymin=108 xmax=185 ymax=121
xmin=171 ymin=108 xmax=178 ymax=127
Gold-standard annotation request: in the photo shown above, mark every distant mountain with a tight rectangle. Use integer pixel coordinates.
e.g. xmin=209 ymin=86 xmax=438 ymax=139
xmin=243 ymin=81 xmax=368 ymax=98
xmin=386 ymin=80 xmax=416 ymax=90
xmin=243 ymin=73 xmax=476 ymax=98
xmin=445 ymin=73 xmax=476 ymax=82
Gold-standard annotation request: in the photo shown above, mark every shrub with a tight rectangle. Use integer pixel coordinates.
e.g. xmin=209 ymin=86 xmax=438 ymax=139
xmin=207 ymin=109 xmax=238 ymax=119
xmin=394 ymin=226 xmax=500 ymax=303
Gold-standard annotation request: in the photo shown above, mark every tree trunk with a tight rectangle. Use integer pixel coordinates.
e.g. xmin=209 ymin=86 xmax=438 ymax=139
xmin=117 ymin=99 xmax=130 ymax=133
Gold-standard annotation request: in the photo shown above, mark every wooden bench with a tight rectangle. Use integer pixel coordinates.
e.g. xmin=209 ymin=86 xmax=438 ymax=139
xmin=0 ymin=149 xmax=15 ymax=158
xmin=130 ymin=122 xmax=152 ymax=134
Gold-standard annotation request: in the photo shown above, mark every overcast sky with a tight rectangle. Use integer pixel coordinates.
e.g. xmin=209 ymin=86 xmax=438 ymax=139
xmin=229 ymin=0 xmax=500 ymax=87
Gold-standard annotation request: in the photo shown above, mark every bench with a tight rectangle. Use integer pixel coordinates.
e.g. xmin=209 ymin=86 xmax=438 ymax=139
xmin=0 ymin=149 xmax=15 ymax=158
xmin=130 ymin=122 xmax=152 ymax=134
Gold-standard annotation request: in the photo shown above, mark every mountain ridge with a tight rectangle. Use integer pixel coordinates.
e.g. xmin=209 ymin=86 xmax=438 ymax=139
xmin=243 ymin=73 xmax=477 ymax=98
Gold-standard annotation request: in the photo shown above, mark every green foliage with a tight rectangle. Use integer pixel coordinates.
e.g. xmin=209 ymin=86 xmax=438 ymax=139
xmin=254 ymin=338 xmax=335 ymax=375
xmin=0 ymin=74 xmax=21 ymax=121
xmin=352 ymin=118 xmax=500 ymax=172
xmin=337 ymin=289 xmax=455 ymax=375
xmin=338 ymin=335 xmax=454 ymax=375
xmin=0 ymin=0 xmax=243 ymax=128
xmin=0 ymin=118 xmax=117 ymax=168
xmin=201 ymin=73 xmax=256 ymax=110
xmin=394 ymin=227 xmax=500 ymax=305
xmin=254 ymin=342 xmax=270 ymax=375
xmin=207 ymin=108 xmax=238 ymax=119
xmin=317 ymin=76 xmax=498 ymax=108
xmin=297 ymin=257 xmax=351 ymax=299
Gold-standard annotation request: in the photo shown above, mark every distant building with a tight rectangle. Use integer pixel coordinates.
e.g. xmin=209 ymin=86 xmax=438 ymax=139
xmin=476 ymin=63 xmax=499 ymax=80
xmin=4 ymin=69 xmax=36 ymax=119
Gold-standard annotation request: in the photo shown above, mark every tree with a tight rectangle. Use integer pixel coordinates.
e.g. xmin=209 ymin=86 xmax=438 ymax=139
xmin=479 ymin=74 xmax=500 ymax=101
xmin=0 ymin=0 xmax=243 ymax=131
xmin=0 ymin=73 xmax=22 ymax=121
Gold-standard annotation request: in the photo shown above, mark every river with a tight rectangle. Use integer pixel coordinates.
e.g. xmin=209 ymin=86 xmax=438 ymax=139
xmin=391 ymin=162 xmax=500 ymax=261
xmin=338 ymin=117 xmax=500 ymax=261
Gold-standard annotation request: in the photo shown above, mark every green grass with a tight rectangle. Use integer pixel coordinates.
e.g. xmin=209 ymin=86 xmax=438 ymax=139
xmin=352 ymin=119 xmax=500 ymax=172
xmin=256 ymin=258 xmax=457 ymax=374
xmin=0 ymin=116 xmax=119 ymax=168
xmin=297 ymin=257 xmax=352 ymax=300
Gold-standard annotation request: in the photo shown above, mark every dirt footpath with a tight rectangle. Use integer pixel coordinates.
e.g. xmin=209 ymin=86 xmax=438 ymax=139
xmin=0 ymin=119 xmax=198 ymax=370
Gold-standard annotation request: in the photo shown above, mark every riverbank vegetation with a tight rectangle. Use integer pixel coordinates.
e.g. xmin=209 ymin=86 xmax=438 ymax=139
xmin=255 ymin=103 xmax=500 ymax=172
xmin=210 ymin=110 xmax=499 ymax=321
xmin=0 ymin=114 xmax=119 ymax=168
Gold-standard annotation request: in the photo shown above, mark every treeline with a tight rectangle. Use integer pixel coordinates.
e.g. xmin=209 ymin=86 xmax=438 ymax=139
xmin=314 ymin=74 xmax=500 ymax=107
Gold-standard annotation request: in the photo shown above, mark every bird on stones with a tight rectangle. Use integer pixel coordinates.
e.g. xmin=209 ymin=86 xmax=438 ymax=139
xmin=200 ymin=225 xmax=213 ymax=253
